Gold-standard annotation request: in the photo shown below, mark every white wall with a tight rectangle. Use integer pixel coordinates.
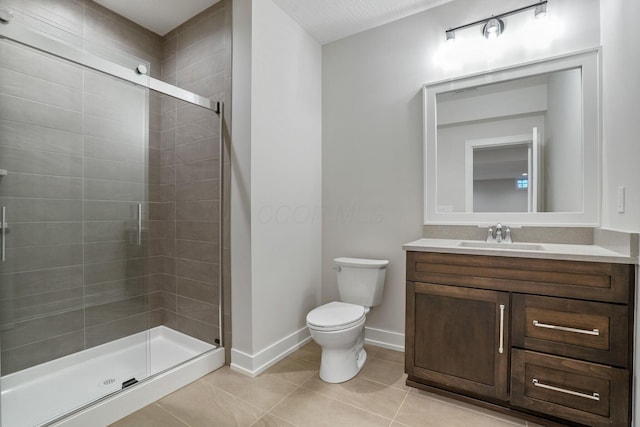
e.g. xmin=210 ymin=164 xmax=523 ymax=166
xmin=600 ymin=2 xmax=640 ymax=233
xmin=230 ymin=0 xmax=254 ymax=356
xmin=231 ymin=0 xmax=322 ymax=374
xmin=250 ymin=0 xmax=322 ymax=353
xmin=322 ymin=0 xmax=600 ymax=347
xmin=599 ymin=2 xmax=640 ymax=425
xmin=474 ymin=179 xmax=528 ymax=212
xmin=437 ymin=82 xmax=547 ymax=126
xmin=545 ymin=69 xmax=582 ymax=212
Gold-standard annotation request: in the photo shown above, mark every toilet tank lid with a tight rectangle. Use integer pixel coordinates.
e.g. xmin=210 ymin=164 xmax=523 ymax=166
xmin=334 ymin=257 xmax=389 ymax=269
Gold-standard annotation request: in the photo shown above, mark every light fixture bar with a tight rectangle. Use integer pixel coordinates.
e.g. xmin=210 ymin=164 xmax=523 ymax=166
xmin=444 ymin=1 xmax=547 ymax=35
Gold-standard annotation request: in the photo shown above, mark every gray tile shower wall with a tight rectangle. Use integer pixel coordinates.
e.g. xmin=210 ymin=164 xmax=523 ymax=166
xmin=153 ymin=1 xmax=230 ymax=346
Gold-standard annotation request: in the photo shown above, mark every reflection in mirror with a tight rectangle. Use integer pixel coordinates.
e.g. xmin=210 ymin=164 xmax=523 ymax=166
xmin=436 ymin=69 xmax=581 ymax=214
xmin=465 ymin=131 xmax=539 ymax=213
xmin=423 ymin=49 xmax=600 ymax=226
xmin=474 ymin=144 xmax=529 ymax=212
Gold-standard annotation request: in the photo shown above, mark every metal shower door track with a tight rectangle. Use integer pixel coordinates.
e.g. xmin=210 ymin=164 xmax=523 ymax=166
xmin=0 ymin=15 xmax=219 ymax=112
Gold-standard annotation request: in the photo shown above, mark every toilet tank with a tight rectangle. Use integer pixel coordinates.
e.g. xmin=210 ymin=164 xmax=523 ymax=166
xmin=334 ymin=257 xmax=389 ymax=307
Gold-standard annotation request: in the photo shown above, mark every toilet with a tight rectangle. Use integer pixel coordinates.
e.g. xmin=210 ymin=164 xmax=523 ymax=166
xmin=306 ymin=257 xmax=389 ymax=383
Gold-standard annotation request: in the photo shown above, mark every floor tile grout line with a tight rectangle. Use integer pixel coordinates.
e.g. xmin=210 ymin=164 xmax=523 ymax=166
xmin=200 ymin=376 xmax=268 ymax=413
xmin=253 ymin=410 xmax=300 ymax=427
xmin=259 ymin=376 xmax=308 ymax=426
xmin=417 ymin=391 xmax=513 ymax=424
xmin=152 ymin=402 xmax=191 ymax=427
xmin=297 ymin=376 xmax=408 ymax=420
xmin=364 ymin=355 xmax=405 ymax=367
xmin=389 ymin=389 xmax=410 ymax=426
xmin=409 ymin=390 xmax=527 ymax=426
xmin=358 ymin=375 xmax=409 ymax=392
xmin=202 ymin=367 xmax=316 ymax=424
xmin=271 ymin=372 xmax=317 ymax=388
xmin=291 ymin=380 xmax=395 ymax=423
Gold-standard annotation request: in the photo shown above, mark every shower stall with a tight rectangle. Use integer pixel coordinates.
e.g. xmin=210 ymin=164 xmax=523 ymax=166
xmin=0 ymin=2 xmax=226 ymax=426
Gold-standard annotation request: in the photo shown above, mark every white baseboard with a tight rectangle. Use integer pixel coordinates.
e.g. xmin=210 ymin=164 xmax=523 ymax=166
xmin=230 ymin=327 xmax=311 ymax=377
xmin=230 ymin=325 xmax=403 ymax=377
xmin=365 ymin=326 xmax=404 ymax=352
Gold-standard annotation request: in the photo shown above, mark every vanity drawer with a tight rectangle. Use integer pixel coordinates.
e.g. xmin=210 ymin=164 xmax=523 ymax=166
xmin=406 ymin=252 xmax=633 ymax=303
xmin=511 ymin=349 xmax=629 ymax=427
xmin=512 ymin=294 xmax=629 ymax=367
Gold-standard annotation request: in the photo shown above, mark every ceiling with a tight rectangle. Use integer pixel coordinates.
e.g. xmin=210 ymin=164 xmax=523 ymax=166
xmin=92 ymin=0 xmax=221 ymax=36
xmin=273 ymin=0 xmax=454 ymax=44
xmin=94 ymin=0 xmax=454 ymax=44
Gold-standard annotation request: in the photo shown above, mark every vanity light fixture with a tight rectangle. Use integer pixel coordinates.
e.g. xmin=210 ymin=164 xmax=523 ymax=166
xmin=444 ymin=1 xmax=548 ymax=41
xmin=483 ymin=18 xmax=504 ymax=39
xmin=445 ymin=29 xmax=455 ymax=43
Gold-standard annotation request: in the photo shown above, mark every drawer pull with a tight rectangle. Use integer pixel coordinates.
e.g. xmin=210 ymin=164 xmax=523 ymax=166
xmin=532 ymin=379 xmax=600 ymax=401
xmin=532 ymin=320 xmax=599 ymax=336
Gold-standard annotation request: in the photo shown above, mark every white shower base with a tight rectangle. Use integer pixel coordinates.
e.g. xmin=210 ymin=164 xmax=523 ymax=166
xmin=1 ymin=326 xmax=224 ymax=427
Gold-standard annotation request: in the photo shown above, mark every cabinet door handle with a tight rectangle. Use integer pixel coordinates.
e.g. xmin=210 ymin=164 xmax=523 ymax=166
xmin=533 ymin=320 xmax=599 ymax=336
xmin=498 ymin=304 xmax=505 ymax=354
xmin=532 ymin=379 xmax=600 ymax=401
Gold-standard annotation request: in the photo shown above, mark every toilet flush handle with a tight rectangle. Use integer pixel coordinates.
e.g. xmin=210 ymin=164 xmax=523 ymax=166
xmin=333 ymin=266 xmax=342 ymax=272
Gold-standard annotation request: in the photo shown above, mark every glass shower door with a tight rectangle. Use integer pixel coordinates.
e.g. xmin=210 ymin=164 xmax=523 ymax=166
xmin=81 ymin=62 xmax=151 ymax=396
xmin=0 ymin=37 xmax=151 ymax=427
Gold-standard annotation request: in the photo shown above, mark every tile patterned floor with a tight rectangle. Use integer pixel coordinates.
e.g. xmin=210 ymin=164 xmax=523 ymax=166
xmin=111 ymin=342 xmax=543 ymax=427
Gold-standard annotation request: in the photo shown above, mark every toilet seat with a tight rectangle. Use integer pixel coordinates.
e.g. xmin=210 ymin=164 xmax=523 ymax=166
xmin=307 ymin=301 xmax=365 ymax=332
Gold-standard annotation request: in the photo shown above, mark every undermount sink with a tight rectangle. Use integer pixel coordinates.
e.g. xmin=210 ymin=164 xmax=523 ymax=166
xmin=457 ymin=241 xmax=545 ymax=251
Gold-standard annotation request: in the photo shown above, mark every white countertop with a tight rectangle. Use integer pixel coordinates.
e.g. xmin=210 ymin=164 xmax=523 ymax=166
xmin=403 ymin=238 xmax=638 ymax=264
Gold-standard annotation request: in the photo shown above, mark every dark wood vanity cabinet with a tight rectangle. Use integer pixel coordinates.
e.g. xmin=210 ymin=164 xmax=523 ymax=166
xmin=405 ymin=251 xmax=635 ymax=427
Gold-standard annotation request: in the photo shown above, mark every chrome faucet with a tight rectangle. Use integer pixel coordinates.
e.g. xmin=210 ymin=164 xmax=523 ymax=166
xmin=486 ymin=223 xmax=513 ymax=243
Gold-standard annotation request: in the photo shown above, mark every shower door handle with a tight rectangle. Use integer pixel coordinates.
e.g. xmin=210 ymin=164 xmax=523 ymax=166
xmin=1 ymin=206 xmax=6 ymax=261
xmin=137 ymin=203 xmax=142 ymax=246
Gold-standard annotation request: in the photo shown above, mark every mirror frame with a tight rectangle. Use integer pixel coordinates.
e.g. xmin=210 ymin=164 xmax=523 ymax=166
xmin=423 ymin=48 xmax=601 ymax=226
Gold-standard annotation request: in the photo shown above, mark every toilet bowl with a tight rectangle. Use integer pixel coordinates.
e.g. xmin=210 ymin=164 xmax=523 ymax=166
xmin=307 ymin=302 xmax=368 ymax=383
xmin=306 ymin=257 xmax=388 ymax=383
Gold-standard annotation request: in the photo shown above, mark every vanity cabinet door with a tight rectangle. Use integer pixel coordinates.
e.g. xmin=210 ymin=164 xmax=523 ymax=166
xmin=406 ymin=282 xmax=509 ymax=401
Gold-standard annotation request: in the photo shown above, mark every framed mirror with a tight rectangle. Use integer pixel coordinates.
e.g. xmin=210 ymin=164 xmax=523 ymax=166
xmin=423 ymin=49 xmax=600 ymax=226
